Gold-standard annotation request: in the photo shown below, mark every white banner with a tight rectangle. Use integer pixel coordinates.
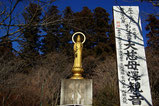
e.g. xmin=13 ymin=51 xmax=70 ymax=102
xmin=113 ymin=6 xmax=152 ymax=106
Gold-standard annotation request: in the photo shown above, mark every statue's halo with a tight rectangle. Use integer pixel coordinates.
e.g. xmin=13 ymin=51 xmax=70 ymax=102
xmin=72 ymin=32 xmax=86 ymax=44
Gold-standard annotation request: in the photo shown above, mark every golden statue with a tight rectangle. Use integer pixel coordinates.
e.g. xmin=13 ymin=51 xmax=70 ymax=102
xmin=71 ymin=32 xmax=86 ymax=79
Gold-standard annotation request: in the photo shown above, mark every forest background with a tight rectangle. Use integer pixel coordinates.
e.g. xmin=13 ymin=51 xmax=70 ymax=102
xmin=0 ymin=0 xmax=159 ymax=106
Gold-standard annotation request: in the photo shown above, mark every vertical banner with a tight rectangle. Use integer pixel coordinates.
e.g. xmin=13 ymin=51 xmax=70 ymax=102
xmin=113 ymin=6 xmax=152 ymax=106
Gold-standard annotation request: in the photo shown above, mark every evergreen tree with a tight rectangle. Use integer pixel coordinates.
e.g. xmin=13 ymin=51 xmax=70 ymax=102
xmin=108 ymin=20 xmax=116 ymax=55
xmin=41 ymin=5 xmax=61 ymax=54
xmin=146 ymin=15 xmax=159 ymax=52
xmin=93 ymin=7 xmax=113 ymax=59
xmin=59 ymin=6 xmax=74 ymax=56
xmin=68 ymin=7 xmax=114 ymax=59
xmin=20 ymin=3 xmax=42 ymax=60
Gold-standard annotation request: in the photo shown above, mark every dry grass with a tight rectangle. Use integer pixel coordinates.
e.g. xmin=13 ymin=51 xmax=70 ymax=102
xmin=92 ymin=56 xmax=119 ymax=106
xmin=146 ymin=51 xmax=159 ymax=106
xmin=0 ymin=51 xmax=158 ymax=106
xmin=0 ymin=52 xmax=72 ymax=106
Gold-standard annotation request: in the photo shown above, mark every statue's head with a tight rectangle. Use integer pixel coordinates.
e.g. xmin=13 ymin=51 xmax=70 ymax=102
xmin=77 ymin=35 xmax=81 ymax=42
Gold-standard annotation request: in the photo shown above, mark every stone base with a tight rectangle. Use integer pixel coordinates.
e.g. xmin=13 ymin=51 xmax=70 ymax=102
xmin=60 ymin=79 xmax=92 ymax=106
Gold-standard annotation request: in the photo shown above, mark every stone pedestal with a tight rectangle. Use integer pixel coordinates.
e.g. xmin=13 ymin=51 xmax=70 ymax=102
xmin=60 ymin=79 xmax=92 ymax=106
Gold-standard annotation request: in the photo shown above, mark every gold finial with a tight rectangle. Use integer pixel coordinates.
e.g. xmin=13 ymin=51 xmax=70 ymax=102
xmin=71 ymin=32 xmax=86 ymax=79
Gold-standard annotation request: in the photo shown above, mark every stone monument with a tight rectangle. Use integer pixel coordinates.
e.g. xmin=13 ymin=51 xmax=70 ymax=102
xmin=60 ymin=32 xmax=93 ymax=106
xmin=113 ymin=6 xmax=152 ymax=106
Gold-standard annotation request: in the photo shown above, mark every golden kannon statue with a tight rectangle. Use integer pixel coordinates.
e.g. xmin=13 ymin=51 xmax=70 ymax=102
xmin=71 ymin=32 xmax=86 ymax=79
